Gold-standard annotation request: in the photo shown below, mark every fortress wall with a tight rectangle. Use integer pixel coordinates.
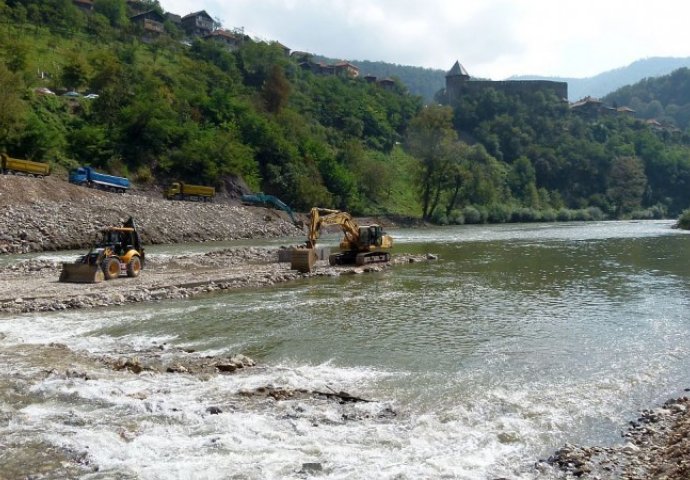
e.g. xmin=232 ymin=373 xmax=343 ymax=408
xmin=447 ymin=79 xmax=568 ymax=102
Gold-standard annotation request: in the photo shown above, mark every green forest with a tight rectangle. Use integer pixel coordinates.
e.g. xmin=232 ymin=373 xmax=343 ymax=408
xmin=604 ymin=67 xmax=690 ymax=130
xmin=1 ymin=0 xmax=690 ymax=223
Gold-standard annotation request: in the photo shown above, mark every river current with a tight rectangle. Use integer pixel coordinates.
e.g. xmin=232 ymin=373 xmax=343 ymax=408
xmin=1 ymin=221 xmax=689 ymax=479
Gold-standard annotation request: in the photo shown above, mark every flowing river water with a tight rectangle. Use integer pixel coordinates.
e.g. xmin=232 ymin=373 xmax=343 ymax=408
xmin=1 ymin=220 xmax=689 ymax=479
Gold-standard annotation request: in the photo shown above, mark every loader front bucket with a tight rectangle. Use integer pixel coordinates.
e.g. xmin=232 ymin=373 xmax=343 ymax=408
xmin=59 ymin=263 xmax=105 ymax=283
xmin=290 ymin=248 xmax=317 ymax=273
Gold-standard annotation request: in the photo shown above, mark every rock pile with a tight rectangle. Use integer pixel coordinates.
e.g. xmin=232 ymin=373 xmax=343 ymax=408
xmin=544 ymin=396 xmax=690 ymax=479
xmin=0 ymin=176 xmax=301 ymax=254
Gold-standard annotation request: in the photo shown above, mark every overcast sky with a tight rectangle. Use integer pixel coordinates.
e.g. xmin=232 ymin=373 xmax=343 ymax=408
xmin=158 ymin=0 xmax=690 ymax=79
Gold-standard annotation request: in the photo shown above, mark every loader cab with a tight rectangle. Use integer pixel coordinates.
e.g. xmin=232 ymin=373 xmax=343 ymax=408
xmin=100 ymin=228 xmax=131 ymax=255
xmin=98 ymin=225 xmax=144 ymax=265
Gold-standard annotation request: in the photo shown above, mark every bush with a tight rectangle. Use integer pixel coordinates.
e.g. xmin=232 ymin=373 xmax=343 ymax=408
xmin=487 ymin=204 xmax=511 ymax=223
xmin=571 ymin=209 xmax=592 ymax=221
xmin=541 ymin=208 xmax=557 ymax=222
xmin=587 ymin=206 xmax=605 ymax=221
xmin=135 ymin=165 xmax=153 ymax=184
xmin=677 ymin=209 xmax=690 ymax=230
xmin=448 ymin=209 xmax=465 ymax=225
xmin=431 ymin=209 xmax=449 ymax=225
xmin=462 ymin=206 xmax=482 ymax=224
xmin=631 ymin=204 xmax=667 ymax=220
xmin=556 ymin=208 xmax=572 ymax=221
xmin=512 ymin=207 xmax=539 ymax=223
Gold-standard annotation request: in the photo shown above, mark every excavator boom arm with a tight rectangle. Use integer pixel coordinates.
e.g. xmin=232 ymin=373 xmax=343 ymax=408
xmin=307 ymin=208 xmax=360 ymax=248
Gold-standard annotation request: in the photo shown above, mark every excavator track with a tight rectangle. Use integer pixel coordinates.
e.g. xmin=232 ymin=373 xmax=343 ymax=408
xmin=328 ymin=251 xmax=390 ymax=267
xmin=355 ymin=251 xmax=391 ymax=266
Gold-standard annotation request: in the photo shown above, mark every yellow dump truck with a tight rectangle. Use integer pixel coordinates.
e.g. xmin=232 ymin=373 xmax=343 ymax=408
xmin=164 ymin=182 xmax=215 ymax=202
xmin=1 ymin=153 xmax=51 ymax=177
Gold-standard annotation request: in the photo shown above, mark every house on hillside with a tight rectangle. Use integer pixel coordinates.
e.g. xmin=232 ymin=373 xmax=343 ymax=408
xmin=298 ymin=60 xmax=359 ymax=78
xmin=616 ymin=106 xmax=636 ymax=116
xmin=205 ymin=29 xmax=247 ymax=51
xmin=334 ymin=61 xmax=359 ymax=78
xmin=377 ymin=78 xmax=396 ymax=89
xmin=570 ymin=96 xmax=605 ymax=117
xmin=72 ymin=0 xmax=93 ymax=12
xmin=181 ymin=10 xmax=214 ymax=37
xmin=130 ymin=10 xmax=166 ymax=35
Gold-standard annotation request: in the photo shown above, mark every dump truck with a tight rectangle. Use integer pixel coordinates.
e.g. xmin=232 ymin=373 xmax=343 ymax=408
xmin=165 ymin=182 xmax=215 ymax=202
xmin=0 ymin=153 xmax=51 ymax=177
xmin=241 ymin=192 xmax=299 ymax=225
xmin=291 ymin=207 xmax=393 ymax=273
xmin=69 ymin=166 xmax=130 ymax=193
xmin=59 ymin=217 xmax=145 ymax=283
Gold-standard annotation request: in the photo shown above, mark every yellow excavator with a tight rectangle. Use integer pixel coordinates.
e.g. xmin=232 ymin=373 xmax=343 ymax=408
xmin=59 ymin=217 xmax=145 ymax=283
xmin=291 ymin=208 xmax=393 ymax=273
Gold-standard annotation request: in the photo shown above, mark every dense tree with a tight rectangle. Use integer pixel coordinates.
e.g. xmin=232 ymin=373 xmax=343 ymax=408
xmin=262 ymin=65 xmax=291 ymax=114
xmin=406 ymin=105 xmax=458 ymax=220
xmin=94 ymin=0 xmax=127 ymax=28
xmin=607 ymin=156 xmax=647 ymax=215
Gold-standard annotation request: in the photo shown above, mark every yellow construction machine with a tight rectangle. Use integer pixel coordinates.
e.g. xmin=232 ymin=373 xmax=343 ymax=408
xmin=291 ymin=208 xmax=393 ymax=273
xmin=59 ymin=217 xmax=145 ymax=283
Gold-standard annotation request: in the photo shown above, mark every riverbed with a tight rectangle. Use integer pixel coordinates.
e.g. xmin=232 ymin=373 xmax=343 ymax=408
xmin=0 ymin=221 xmax=688 ymax=479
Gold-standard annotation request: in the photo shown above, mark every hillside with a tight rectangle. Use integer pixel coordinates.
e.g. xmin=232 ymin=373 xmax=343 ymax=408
xmin=510 ymin=57 xmax=690 ymax=101
xmin=0 ymin=0 xmax=423 ymax=217
xmin=604 ymin=67 xmax=690 ymax=129
xmin=2 ymin=0 xmax=690 ymax=225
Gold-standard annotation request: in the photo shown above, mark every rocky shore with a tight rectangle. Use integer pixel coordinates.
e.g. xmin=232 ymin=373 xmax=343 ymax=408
xmin=543 ymin=395 xmax=690 ymax=479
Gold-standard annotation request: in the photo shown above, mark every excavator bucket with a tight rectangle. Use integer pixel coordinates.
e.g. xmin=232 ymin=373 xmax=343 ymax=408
xmin=290 ymin=248 xmax=317 ymax=273
xmin=59 ymin=263 xmax=105 ymax=283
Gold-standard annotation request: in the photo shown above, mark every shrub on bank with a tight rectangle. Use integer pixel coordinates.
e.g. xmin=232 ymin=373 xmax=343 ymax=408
xmin=556 ymin=209 xmax=573 ymax=221
xmin=487 ymin=204 xmax=512 ymax=223
xmin=462 ymin=206 xmax=482 ymax=224
xmin=631 ymin=204 xmax=667 ymax=220
xmin=677 ymin=209 xmax=690 ymax=230
xmin=448 ymin=210 xmax=465 ymax=225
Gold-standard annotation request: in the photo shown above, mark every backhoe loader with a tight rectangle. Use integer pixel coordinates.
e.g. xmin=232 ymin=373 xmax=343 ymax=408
xmin=291 ymin=208 xmax=393 ymax=273
xmin=59 ymin=217 xmax=145 ymax=283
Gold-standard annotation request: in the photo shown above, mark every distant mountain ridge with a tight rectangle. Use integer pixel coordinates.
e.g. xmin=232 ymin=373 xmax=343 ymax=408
xmin=509 ymin=57 xmax=690 ymax=101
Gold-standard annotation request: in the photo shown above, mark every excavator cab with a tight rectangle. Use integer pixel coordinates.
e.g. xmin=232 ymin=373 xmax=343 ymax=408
xmin=59 ymin=217 xmax=145 ymax=283
xmin=357 ymin=225 xmax=384 ymax=248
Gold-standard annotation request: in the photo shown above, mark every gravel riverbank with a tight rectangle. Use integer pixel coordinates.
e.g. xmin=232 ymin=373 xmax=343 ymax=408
xmin=0 ymin=175 xmax=301 ymax=254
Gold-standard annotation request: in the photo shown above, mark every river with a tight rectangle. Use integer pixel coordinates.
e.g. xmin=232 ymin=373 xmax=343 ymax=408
xmin=1 ymin=220 xmax=689 ymax=479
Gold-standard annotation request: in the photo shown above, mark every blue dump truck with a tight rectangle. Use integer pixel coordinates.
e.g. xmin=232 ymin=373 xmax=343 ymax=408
xmin=69 ymin=166 xmax=130 ymax=193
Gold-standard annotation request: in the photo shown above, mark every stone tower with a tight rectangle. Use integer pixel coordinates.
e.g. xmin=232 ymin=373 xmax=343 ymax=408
xmin=445 ymin=60 xmax=470 ymax=103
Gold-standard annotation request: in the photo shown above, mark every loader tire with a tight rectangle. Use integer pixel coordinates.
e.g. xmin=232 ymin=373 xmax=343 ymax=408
xmin=126 ymin=256 xmax=141 ymax=278
xmin=103 ymin=257 xmax=120 ymax=280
